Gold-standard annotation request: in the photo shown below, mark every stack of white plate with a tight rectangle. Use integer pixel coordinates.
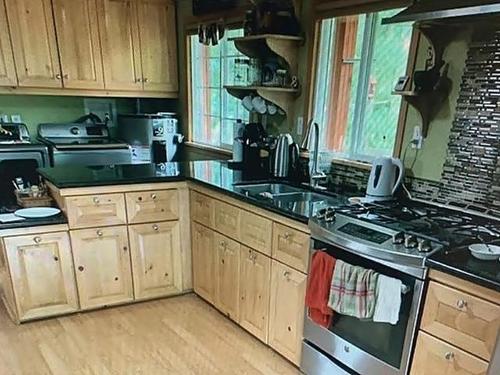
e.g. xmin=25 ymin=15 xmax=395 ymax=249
xmin=468 ymin=244 xmax=500 ymax=261
xmin=14 ymin=207 xmax=61 ymax=219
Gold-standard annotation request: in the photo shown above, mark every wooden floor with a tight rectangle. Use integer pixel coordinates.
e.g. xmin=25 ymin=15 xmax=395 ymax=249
xmin=0 ymin=294 xmax=300 ymax=375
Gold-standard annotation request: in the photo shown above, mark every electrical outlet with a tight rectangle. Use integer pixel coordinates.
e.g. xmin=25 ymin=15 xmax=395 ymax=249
xmin=412 ymin=125 xmax=424 ymax=149
xmin=297 ymin=116 xmax=304 ymax=136
xmin=11 ymin=114 xmax=22 ymax=123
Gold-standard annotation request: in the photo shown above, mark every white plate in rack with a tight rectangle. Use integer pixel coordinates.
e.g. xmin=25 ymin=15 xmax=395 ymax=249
xmin=14 ymin=207 xmax=61 ymax=219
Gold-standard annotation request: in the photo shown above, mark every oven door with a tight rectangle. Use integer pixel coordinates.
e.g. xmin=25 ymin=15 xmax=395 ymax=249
xmin=302 ymin=239 xmax=424 ymax=375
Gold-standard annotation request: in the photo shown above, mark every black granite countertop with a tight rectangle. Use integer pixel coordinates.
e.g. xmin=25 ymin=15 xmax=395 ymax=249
xmin=38 ymin=161 xmax=349 ymax=224
xmin=426 ymin=247 xmax=500 ymax=292
xmin=0 ymin=214 xmax=67 ymax=231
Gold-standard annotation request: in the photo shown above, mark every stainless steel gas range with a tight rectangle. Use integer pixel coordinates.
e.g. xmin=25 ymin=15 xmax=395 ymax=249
xmin=301 ymin=200 xmax=500 ymax=375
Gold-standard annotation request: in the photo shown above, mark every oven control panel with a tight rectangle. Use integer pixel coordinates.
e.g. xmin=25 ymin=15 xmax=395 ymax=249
xmin=338 ymin=223 xmax=391 ymax=244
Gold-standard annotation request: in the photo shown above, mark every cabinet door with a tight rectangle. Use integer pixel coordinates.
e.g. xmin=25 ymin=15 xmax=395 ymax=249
xmin=191 ymin=222 xmax=216 ymax=304
xmin=126 ymin=190 xmax=178 ymax=224
xmin=52 ymin=0 xmax=105 ymax=89
xmin=272 ymin=223 xmax=310 ymax=273
xmin=214 ymin=200 xmax=240 ymax=240
xmin=71 ymin=226 xmax=133 ymax=309
xmin=4 ymin=232 xmax=78 ymax=321
xmin=129 ymin=221 xmax=182 ymax=299
xmin=214 ymin=232 xmax=240 ymax=321
xmin=411 ymin=332 xmax=488 ymax=375
xmin=239 ymin=246 xmax=271 ymax=343
xmin=0 ymin=0 xmax=16 ymax=86
xmin=5 ymin=0 xmax=62 ymax=88
xmin=136 ymin=0 xmax=178 ymax=92
xmin=240 ymin=210 xmax=272 ymax=256
xmin=66 ymin=193 xmax=127 ymax=229
xmin=97 ymin=0 xmax=142 ymax=90
xmin=268 ymin=260 xmax=307 ymax=366
xmin=421 ymin=281 xmax=500 ymax=361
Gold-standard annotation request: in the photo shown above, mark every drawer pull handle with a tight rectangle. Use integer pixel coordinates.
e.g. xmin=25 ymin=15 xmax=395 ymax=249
xmin=444 ymin=352 xmax=454 ymax=361
xmin=93 ymin=197 xmax=100 ymax=204
xmin=33 ymin=236 xmax=42 ymax=244
xmin=97 ymin=230 xmax=103 ymax=237
xmin=151 ymin=193 xmax=157 ymax=200
xmin=456 ymin=300 xmax=467 ymax=309
xmin=153 ymin=224 xmax=159 ymax=231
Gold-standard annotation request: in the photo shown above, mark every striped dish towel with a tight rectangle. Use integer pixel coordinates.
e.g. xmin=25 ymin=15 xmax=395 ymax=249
xmin=327 ymin=260 xmax=379 ymax=319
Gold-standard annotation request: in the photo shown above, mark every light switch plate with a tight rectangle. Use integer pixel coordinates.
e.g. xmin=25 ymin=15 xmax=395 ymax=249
xmin=11 ymin=114 xmax=22 ymax=123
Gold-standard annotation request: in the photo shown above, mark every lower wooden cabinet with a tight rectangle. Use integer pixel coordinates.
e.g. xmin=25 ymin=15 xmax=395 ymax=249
xmin=239 ymin=246 xmax=271 ymax=343
xmin=191 ymin=222 xmax=216 ymax=304
xmin=268 ymin=260 xmax=307 ymax=366
xmin=411 ymin=332 xmax=489 ymax=375
xmin=129 ymin=221 xmax=182 ymax=300
xmin=214 ymin=232 xmax=240 ymax=322
xmin=71 ymin=226 xmax=134 ymax=309
xmin=3 ymin=232 xmax=79 ymax=321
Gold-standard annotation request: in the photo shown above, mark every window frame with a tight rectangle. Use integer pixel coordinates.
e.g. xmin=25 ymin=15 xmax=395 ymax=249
xmin=305 ymin=7 xmax=420 ymax=166
xmin=186 ymin=25 xmax=248 ymax=152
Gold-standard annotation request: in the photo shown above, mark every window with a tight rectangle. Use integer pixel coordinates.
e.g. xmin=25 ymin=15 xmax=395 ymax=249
xmin=311 ymin=9 xmax=413 ymax=161
xmin=190 ymin=29 xmax=249 ymax=149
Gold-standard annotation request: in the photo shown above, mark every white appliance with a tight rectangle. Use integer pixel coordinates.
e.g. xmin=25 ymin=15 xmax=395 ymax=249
xmin=366 ymin=157 xmax=404 ymax=201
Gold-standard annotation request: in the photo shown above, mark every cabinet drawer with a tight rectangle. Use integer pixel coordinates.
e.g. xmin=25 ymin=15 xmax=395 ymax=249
xmin=66 ymin=193 xmax=127 ymax=229
xmin=411 ymin=331 xmax=488 ymax=375
xmin=190 ymin=191 xmax=214 ymax=227
xmin=214 ymin=200 xmax=240 ymax=240
xmin=421 ymin=281 xmax=500 ymax=361
xmin=272 ymin=223 xmax=309 ymax=273
xmin=126 ymin=190 xmax=178 ymax=224
xmin=240 ymin=211 xmax=272 ymax=256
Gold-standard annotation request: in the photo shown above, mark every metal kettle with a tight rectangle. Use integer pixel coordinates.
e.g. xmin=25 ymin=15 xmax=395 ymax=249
xmin=272 ymin=133 xmax=299 ymax=178
xmin=366 ymin=157 xmax=404 ymax=201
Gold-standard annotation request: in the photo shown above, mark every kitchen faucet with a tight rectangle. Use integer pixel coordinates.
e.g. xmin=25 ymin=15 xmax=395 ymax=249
xmin=301 ymin=120 xmax=327 ymax=190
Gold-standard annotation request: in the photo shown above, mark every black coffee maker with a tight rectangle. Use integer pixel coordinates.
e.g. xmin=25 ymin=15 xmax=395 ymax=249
xmin=241 ymin=122 xmax=268 ymax=173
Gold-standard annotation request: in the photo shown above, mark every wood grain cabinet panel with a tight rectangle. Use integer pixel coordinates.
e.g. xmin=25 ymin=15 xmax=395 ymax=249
xmin=71 ymin=226 xmax=133 ymax=309
xmin=128 ymin=221 xmax=182 ymax=299
xmin=411 ymin=331 xmax=489 ymax=375
xmin=214 ymin=232 xmax=240 ymax=322
xmin=136 ymin=0 xmax=178 ymax=93
xmin=190 ymin=191 xmax=214 ymax=228
xmin=3 ymin=232 xmax=78 ymax=321
xmin=240 ymin=211 xmax=272 ymax=256
xmin=97 ymin=0 xmax=142 ymax=90
xmin=191 ymin=222 xmax=216 ymax=304
xmin=66 ymin=193 xmax=127 ymax=229
xmin=214 ymin=200 xmax=240 ymax=240
xmin=5 ymin=0 xmax=62 ymax=88
xmin=52 ymin=0 xmax=105 ymax=89
xmin=0 ymin=0 xmax=17 ymax=86
xmin=272 ymin=223 xmax=309 ymax=273
xmin=239 ymin=246 xmax=271 ymax=343
xmin=421 ymin=281 xmax=500 ymax=361
xmin=126 ymin=190 xmax=178 ymax=224
xmin=268 ymin=260 xmax=306 ymax=366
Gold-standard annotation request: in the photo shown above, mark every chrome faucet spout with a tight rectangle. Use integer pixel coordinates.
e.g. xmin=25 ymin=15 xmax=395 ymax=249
xmin=301 ymin=120 xmax=327 ymax=189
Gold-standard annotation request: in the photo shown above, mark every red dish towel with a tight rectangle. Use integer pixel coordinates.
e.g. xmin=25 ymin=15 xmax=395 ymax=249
xmin=305 ymin=251 xmax=336 ymax=328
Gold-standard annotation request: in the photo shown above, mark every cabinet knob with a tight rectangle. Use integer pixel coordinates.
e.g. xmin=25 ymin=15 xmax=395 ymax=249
xmin=151 ymin=193 xmax=157 ymax=200
xmin=143 ymin=77 xmax=148 ymax=83
xmin=96 ymin=230 xmax=103 ymax=237
xmin=78 ymin=266 xmax=84 ymax=272
xmin=153 ymin=224 xmax=159 ymax=231
xmin=93 ymin=197 xmax=100 ymax=204
xmin=283 ymin=270 xmax=291 ymax=280
xmin=33 ymin=236 xmax=42 ymax=244
xmin=444 ymin=352 xmax=454 ymax=361
xmin=63 ymin=74 xmax=69 ymax=79
xmin=136 ymin=78 xmax=142 ymax=83
xmin=220 ymin=241 xmax=227 ymax=248
xmin=56 ymin=74 xmax=62 ymax=80
xmin=54 ymin=256 xmax=59 ymax=262
xmin=456 ymin=300 xmax=467 ymax=309
xmin=283 ymin=232 xmax=291 ymax=240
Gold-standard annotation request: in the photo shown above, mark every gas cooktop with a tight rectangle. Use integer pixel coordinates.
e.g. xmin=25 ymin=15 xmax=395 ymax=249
xmin=310 ymin=198 xmax=500 ymax=277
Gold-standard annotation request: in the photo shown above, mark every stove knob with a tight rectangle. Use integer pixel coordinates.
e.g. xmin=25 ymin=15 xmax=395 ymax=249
xmin=418 ymin=239 xmax=433 ymax=253
xmin=325 ymin=211 xmax=336 ymax=223
xmin=404 ymin=235 xmax=418 ymax=249
xmin=70 ymin=126 xmax=80 ymax=135
xmin=392 ymin=232 xmax=405 ymax=245
xmin=317 ymin=208 xmax=328 ymax=220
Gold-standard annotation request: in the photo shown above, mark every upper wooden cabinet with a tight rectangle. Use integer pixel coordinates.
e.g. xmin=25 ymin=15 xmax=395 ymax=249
xmin=136 ymin=0 xmax=178 ymax=92
xmin=3 ymin=232 xmax=79 ymax=321
xmin=5 ymin=0 xmax=61 ymax=88
xmin=0 ymin=0 xmax=16 ymax=86
xmin=97 ymin=0 xmax=142 ymax=91
xmin=52 ymin=0 xmax=105 ymax=89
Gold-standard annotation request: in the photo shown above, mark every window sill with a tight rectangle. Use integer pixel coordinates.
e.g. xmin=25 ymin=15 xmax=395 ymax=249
xmin=184 ymin=141 xmax=232 ymax=156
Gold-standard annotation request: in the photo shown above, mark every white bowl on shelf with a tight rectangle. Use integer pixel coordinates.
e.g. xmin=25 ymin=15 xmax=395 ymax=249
xmin=468 ymin=243 xmax=500 ymax=261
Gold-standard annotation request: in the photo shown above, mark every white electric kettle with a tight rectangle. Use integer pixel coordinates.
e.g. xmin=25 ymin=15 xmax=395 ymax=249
xmin=365 ymin=157 xmax=404 ymax=201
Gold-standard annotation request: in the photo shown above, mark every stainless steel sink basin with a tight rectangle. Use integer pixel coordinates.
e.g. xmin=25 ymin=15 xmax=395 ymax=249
xmin=234 ymin=183 xmax=304 ymax=197
xmin=272 ymin=192 xmax=328 ymax=202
